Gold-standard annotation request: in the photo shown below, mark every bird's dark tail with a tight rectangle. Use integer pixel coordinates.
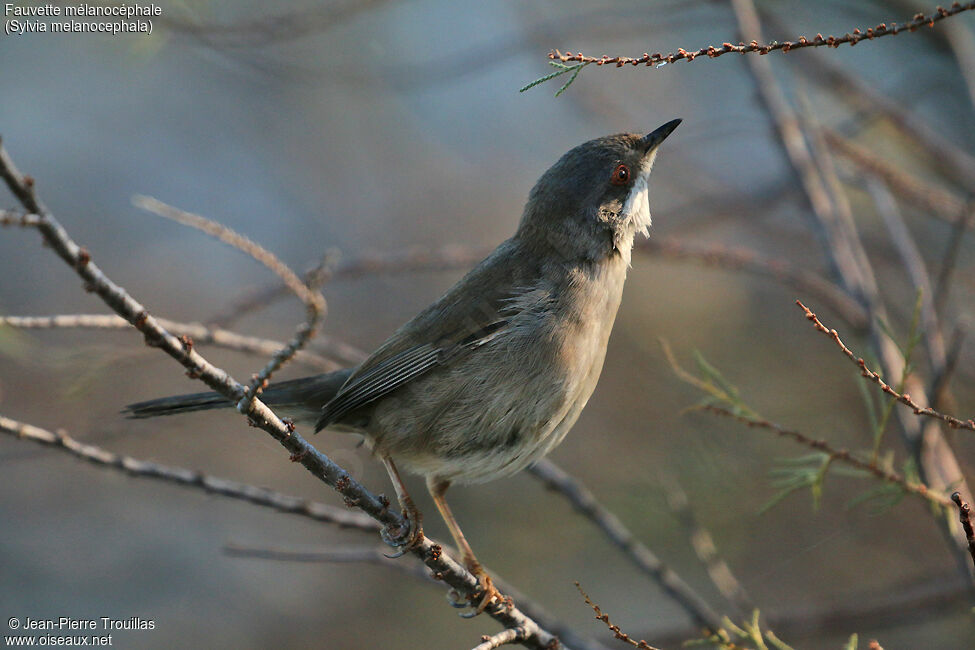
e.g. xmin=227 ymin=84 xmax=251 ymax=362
xmin=124 ymin=391 xmax=229 ymax=418
xmin=123 ymin=369 xmax=353 ymax=420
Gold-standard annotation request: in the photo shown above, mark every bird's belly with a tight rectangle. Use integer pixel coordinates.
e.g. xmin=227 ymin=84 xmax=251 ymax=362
xmin=412 ymin=323 xmax=610 ymax=484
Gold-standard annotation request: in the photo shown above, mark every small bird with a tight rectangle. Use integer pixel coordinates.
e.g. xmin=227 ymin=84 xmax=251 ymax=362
xmin=126 ymin=120 xmax=680 ymax=613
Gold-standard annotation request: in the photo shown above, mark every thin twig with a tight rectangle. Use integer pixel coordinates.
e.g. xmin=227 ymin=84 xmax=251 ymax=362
xmin=132 ymin=195 xmax=326 ymax=410
xmin=209 ymin=244 xmax=494 ymax=327
xmin=548 ymin=2 xmax=975 ymax=67
xmin=222 ymin=540 xmax=604 ymax=650
xmin=471 ymin=628 xmax=529 ymax=650
xmin=206 ymin=249 xmax=340 ymax=328
xmin=224 ymin=540 xmax=606 ymax=650
xmin=700 ymin=405 xmax=952 ymax=509
xmin=0 ymin=314 xmax=341 ymax=371
xmin=0 ymin=209 xmax=43 ymax=227
xmin=0 ymin=143 xmax=565 ymax=649
xmin=798 ymin=301 xmax=974 ymax=432
xmin=133 ymin=196 xmax=324 ymax=313
xmin=950 ymin=493 xmax=975 ymax=571
xmin=575 ymin=583 xmax=661 ymax=650
xmin=0 ymin=415 xmax=380 ymax=531
xmin=529 ymin=460 xmax=721 ymax=631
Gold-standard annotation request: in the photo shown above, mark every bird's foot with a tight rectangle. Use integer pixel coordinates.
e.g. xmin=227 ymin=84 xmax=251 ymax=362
xmin=457 ymin=563 xmax=504 ymax=618
xmin=381 ymin=499 xmax=424 ymax=558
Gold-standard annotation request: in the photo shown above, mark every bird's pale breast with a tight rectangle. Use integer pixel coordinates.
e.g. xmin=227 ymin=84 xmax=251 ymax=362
xmin=369 ymin=253 xmax=629 ymax=484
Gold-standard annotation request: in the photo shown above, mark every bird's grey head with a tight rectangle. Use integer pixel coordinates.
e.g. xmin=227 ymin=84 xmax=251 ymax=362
xmin=517 ymin=119 xmax=680 ymax=264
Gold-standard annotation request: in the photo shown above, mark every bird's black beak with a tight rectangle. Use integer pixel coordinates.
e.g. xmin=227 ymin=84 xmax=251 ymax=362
xmin=642 ymin=119 xmax=682 ymax=153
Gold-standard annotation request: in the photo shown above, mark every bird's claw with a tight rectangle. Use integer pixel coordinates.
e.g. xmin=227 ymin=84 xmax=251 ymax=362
xmin=380 ymin=504 xmax=423 ymax=557
xmin=445 ymin=588 xmax=468 ymax=608
xmin=457 ymin=567 xmax=504 ymax=618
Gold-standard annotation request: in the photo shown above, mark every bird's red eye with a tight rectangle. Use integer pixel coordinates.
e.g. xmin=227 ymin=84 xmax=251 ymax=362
xmin=610 ymin=163 xmax=630 ymax=186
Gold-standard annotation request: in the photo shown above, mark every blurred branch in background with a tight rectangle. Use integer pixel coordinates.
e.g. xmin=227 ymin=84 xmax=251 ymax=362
xmin=729 ymin=0 xmax=975 ymax=587
xmin=659 ymin=472 xmax=754 ymax=619
xmin=529 ymin=459 xmax=723 ymax=631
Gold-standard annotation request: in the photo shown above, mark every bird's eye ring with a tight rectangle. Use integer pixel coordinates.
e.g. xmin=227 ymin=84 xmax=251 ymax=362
xmin=610 ymin=163 xmax=630 ymax=186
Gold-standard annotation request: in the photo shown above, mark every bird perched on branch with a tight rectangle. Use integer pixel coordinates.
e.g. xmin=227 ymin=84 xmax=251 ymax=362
xmin=126 ymin=119 xmax=681 ymax=614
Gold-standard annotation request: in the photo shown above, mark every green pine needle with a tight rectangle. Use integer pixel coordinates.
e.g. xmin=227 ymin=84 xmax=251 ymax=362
xmin=519 ymin=61 xmax=589 ymax=95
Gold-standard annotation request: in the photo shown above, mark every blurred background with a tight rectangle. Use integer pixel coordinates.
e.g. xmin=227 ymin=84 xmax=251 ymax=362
xmin=1 ymin=0 xmax=974 ymax=647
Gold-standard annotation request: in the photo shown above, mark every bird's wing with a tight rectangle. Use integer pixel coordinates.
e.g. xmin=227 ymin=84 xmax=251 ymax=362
xmin=314 ymin=318 xmax=508 ymax=430
xmin=315 ymin=239 xmax=531 ymax=432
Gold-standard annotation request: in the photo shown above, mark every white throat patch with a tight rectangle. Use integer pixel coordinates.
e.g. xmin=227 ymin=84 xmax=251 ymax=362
xmin=622 ymin=149 xmax=656 ymax=240
xmin=621 ymin=173 xmax=651 ymax=238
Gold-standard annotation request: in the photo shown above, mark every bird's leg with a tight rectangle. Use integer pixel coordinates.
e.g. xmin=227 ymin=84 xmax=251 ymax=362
xmin=379 ymin=454 xmax=424 ymax=557
xmin=427 ymin=477 xmax=502 ymax=615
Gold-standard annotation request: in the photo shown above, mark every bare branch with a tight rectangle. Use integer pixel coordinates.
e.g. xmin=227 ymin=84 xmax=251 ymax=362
xmin=2 ymin=415 xmax=603 ymax=650
xmin=548 ymin=2 xmax=975 ymax=68
xmin=133 ymin=195 xmax=326 ymax=407
xmin=133 ymin=195 xmax=323 ymax=312
xmin=207 ymin=244 xmax=492 ymax=329
xmin=0 ymin=415 xmax=380 ymax=532
xmin=798 ymin=301 xmax=974 ymax=433
xmin=950 ymin=493 xmax=975 ymax=571
xmin=575 ymin=583 xmax=661 ymax=650
xmin=0 ymin=314 xmax=342 ymax=371
xmin=529 ymin=460 xmax=721 ymax=631
xmin=471 ymin=628 xmax=529 ymax=650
